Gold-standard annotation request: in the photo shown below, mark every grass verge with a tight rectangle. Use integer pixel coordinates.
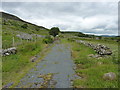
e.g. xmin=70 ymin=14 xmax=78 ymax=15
xmin=62 ymin=38 xmax=118 ymax=88
xmin=2 ymin=41 xmax=54 ymax=88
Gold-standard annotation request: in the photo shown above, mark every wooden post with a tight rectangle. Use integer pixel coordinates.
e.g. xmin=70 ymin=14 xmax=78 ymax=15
xmin=13 ymin=37 xmax=15 ymax=47
xmin=36 ymin=35 xmax=37 ymax=48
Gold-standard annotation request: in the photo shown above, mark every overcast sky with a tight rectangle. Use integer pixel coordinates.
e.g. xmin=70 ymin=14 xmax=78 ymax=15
xmin=1 ymin=2 xmax=118 ymax=35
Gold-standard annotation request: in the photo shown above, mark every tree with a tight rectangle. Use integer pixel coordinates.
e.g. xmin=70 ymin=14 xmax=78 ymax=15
xmin=98 ymin=36 xmax=102 ymax=40
xmin=49 ymin=27 xmax=60 ymax=37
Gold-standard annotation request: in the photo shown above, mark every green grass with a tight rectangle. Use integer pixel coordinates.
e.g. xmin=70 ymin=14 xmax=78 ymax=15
xmin=74 ymin=65 xmax=118 ymax=88
xmin=2 ymin=18 xmax=49 ymax=49
xmin=1 ymin=17 xmax=119 ymax=88
xmin=2 ymin=41 xmax=44 ymax=85
xmin=62 ymin=38 xmax=118 ymax=88
xmin=1 ymin=18 xmax=51 ymax=87
xmin=2 ymin=18 xmax=49 ymax=36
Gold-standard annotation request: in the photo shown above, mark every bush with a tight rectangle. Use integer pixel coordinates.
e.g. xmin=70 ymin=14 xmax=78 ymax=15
xmin=21 ymin=24 xmax=28 ymax=29
xmin=43 ymin=36 xmax=53 ymax=44
xmin=3 ymin=19 xmax=7 ymax=25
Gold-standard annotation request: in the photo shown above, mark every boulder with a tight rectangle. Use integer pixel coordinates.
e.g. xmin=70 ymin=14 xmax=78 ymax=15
xmin=103 ymin=72 xmax=116 ymax=80
xmin=2 ymin=47 xmax=17 ymax=56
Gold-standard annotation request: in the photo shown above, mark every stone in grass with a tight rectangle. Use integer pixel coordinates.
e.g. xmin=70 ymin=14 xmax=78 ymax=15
xmin=88 ymin=54 xmax=94 ymax=57
xmin=97 ymin=62 xmax=103 ymax=65
xmin=88 ymin=54 xmax=101 ymax=58
xmin=103 ymin=72 xmax=116 ymax=80
xmin=31 ymin=56 xmax=36 ymax=62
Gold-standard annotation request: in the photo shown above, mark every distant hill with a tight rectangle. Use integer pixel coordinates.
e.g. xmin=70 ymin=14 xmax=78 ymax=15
xmin=100 ymin=35 xmax=117 ymax=37
xmin=0 ymin=12 xmax=48 ymax=30
xmin=61 ymin=31 xmax=79 ymax=34
xmin=61 ymin=31 xmax=96 ymax=38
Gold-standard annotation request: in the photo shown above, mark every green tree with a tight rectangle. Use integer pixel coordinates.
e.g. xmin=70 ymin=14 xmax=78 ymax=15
xmin=49 ymin=27 xmax=60 ymax=37
xmin=98 ymin=36 xmax=102 ymax=40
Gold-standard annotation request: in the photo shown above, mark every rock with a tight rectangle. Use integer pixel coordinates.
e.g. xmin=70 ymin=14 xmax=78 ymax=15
xmin=88 ymin=54 xmax=101 ymax=58
xmin=5 ymin=53 xmax=10 ymax=56
xmin=31 ymin=56 xmax=36 ymax=62
xmin=97 ymin=57 xmax=103 ymax=59
xmin=2 ymin=47 xmax=17 ymax=56
xmin=73 ymin=67 xmax=76 ymax=70
xmin=103 ymin=72 xmax=116 ymax=80
xmin=88 ymin=54 xmax=94 ymax=57
xmin=93 ymin=54 xmax=101 ymax=58
xmin=32 ymin=34 xmax=45 ymax=38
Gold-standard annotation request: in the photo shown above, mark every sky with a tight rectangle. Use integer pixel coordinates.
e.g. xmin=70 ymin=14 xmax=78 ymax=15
xmin=1 ymin=2 xmax=118 ymax=36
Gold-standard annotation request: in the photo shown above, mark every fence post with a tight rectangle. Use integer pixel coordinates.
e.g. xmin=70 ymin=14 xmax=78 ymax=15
xmin=13 ymin=37 xmax=15 ymax=47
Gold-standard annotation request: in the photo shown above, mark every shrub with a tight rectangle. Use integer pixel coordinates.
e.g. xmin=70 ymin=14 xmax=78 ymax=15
xmin=43 ymin=36 xmax=53 ymax=44
xmin=3 ymin=19 xmax=7 ymax=25
xmin=21 ymin=24 xmax=28 ymax=29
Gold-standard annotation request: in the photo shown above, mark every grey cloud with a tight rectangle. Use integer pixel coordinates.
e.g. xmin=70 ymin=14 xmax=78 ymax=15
xmin=1 ymin=2 xmax=118 ymax=35
xmin=53 ymin=24 xmax=70 ymax=30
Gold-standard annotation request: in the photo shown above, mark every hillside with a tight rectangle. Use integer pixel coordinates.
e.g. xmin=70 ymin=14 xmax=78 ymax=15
xmin=1 ymin=12 xmax=51 ymax=87
xmin=0 ymin=12 xmax=48 ymax=30
xmin=1 ymin=12 xmax=23 ymax=21
xmin=1 ymin=12 xmax=50 ymax=49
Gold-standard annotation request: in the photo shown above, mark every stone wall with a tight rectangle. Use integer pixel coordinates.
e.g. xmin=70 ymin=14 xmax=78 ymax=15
xmin=2 ymin=47 xmax=17 ymax=56
xmin=76 ymin=40 xmax=112 ymax=56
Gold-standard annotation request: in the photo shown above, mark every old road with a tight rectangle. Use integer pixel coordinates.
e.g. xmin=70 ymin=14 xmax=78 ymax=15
xmin=16 ymin=42 xmax=80 ymax=88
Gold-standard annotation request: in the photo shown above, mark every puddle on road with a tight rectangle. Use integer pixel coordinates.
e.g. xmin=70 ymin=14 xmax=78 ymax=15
xmin=16 ymin=44 xmax=80 ymax=88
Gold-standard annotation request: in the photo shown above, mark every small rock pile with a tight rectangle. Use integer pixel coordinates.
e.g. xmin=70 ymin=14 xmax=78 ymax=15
xmin=76 ymin=40 xmax=112 ymax=56
xmin=2 ymin=47 xmax=17 ymax=56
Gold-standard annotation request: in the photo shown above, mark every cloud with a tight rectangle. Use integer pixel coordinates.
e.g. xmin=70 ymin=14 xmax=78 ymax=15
xmin=2 ymin=2 xmax=118 ymax=35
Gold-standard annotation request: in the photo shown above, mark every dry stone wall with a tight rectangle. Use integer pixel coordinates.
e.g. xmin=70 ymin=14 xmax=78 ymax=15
xmin=2 ymin=47 xmax=17 ymax=56
xmin=76 ymin=40 xmax=112 ymax=56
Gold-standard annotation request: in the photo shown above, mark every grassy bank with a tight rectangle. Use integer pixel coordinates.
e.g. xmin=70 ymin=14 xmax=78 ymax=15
xmin=2 ymin=40 xmax=54 ymax=87
xmin=62 ymin=38 xmax=118 ymax=88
